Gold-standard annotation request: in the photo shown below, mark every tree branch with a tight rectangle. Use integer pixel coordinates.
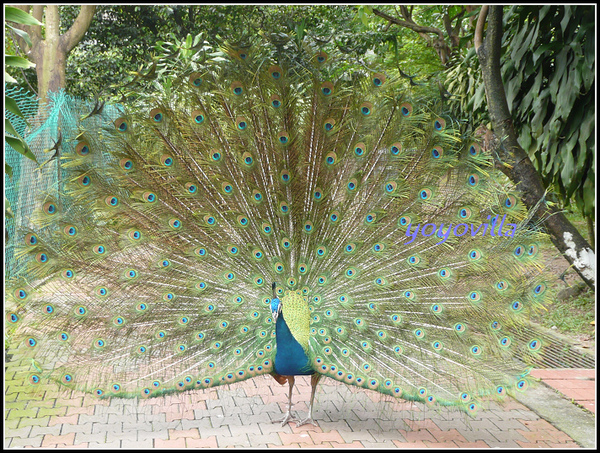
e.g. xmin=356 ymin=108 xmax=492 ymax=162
xmin=372 ymin=7 xmax=452 ymax=63
xmin=61 ymin=5 xmax=96 ymax=53
xmin=474 ymin=5 xmax=488 ymax=50
xmin=476 ymin=5 xmax=595 ymax=289
xmin=372 ymin=8 xmax=445 ymax=40
xmin=30 ymin=5 xmax=44 ymax=42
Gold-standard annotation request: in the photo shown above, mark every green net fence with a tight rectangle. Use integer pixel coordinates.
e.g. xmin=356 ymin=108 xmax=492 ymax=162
xmin=5 ymin=86 xmax=123 ymax=278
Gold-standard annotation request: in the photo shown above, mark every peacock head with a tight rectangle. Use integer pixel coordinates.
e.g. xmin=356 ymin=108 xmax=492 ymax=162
xmin=271 ymin=298 xmax=282 ymax=321
xmin=271 ymin=282 xmax=282 ymax=321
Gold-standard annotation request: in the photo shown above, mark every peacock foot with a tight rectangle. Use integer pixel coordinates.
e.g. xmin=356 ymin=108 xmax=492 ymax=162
xmin=295 ymin=416 xmax=318 ymax=427
xmin=273 ymin=411 xmax=297 ymax=426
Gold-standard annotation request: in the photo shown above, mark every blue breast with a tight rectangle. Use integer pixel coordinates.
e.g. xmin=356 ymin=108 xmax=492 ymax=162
xmin=274 ymin=314 xmax=313 ymax=376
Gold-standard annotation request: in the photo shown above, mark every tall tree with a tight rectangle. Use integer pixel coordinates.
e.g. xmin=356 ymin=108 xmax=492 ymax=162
xmin=9 ymin=5 xmax=96 ymax=101
xmin=475 ymin=5 xmax=595 ymax=289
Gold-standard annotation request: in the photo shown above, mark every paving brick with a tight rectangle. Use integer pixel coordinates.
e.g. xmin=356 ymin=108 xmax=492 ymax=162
xmin=198 ymin=425 xmax=231 ymax=438
xmin=107 ymin=412 xmax=140 ymax=424
xmin=61 ymin=421 xmax=94 ymax=435
xmin=87 ymin=439 xmax=123 ymax=448
xmin=48 ymin=413 xmax=80 ymax=426
xmin=155 ymin=437 xmax=186 ymax=448
xmin=456 ymin=428 xmax=500 ymax=444
xmin=4 ymin=418 xmax=20 ymax=431
xmin=5 ymin=400 xmax=27 ymax=410
xmin=211 ymin=413 xmax=242 ymax=428
xmin=94 ymin=404 xmax=124 ymax=416
xmin=37 ymin=406 xmax=68 ymax=418
xmin=454 ymin=440 xmax=491 ymax=448
xmin=122 ymin=437 xmax=154 ymax=448
xmin=106 ymin=430 xmax=138 ymax=443
xmin=81 ymin=396 xmax=109 ymax=407
xmin=398 ymin=429 xmax=436 ymax=443
xmin=375 ymin=418 xmax=411 ymax=432
xmin=391 ymin=439 xmax=428 ymax=448
xmin=41 ymin=432 xmax=76 ymax=447
xmin=5 ymin=425 xmax=33 ymax=439
xmin=6 ymin=407 xmax=39 ymax=420
xmin=367 ymin=429 xmax=406 ymax=443
xmin=515 ymin=440 xmax=550 ymax=448
xmin=258 ymin=421 xmax=293 ymax=435
xmin=167 ymin=428 xmax=200 ymax=440
xmin=549 ymin=379 xmax=596 ymax=390
xmin=150 ymin=419 xmax=184 ymax=432
xmin=279 ymin=431 xmax=314 ymax=445
xmin=316 ymin=419 xmax=351 ymax=433
xmin=186 ymin=436 xmax=219 ymax=448
xmin=440 ymin=417 xmax=499 ymax=431
xmin=361 ymin=440 xmax=400 ymax=448
xmin=216 ymin=433 xmax=251 ymax=447
xmin=518 ymin=418 xmax=558 ymax=431
xmin=92 ymin=421 xmax=124 ymax=434
xmin=66 ymin=405 xmax=95 ymax=417
xmin=29 ymin=425 xmax=63 ymax=438
xmin=7 ymin=435 xmax=44 ymax=448
xmin=17 ymin=415 xmax=50 ymax=428
xmin=490 ymin=428 xmax=529 ymax=444
xmin=164 ymin=408 xmax=195 ymax=422
xmin=530 ymin=369 xmax=595 ymax=380
xmin=247 ymin=432 xmax=283 ymax=446
xmin=337 ymin=428 xmax=377 ymax=444
xmin=545 ymin=441 xmax=581 ymax=448
xmin=179 ymin=417 xmax=213 ymax=431
xmin=62 ymin=442 xmax=90 ymax=448
xmin=74 ymin=430 xmax=108 ymax=444
xmin=269 ymin=442 xmax=302 ymax=448
xmin=517 ymin=429 xmax=568 ymax=443
xmin=79 ymin=412 xmax=109 ymax=424
xmin=346 ymin=417 xmax=381 ymax=432
xmin=326 ymin=440 xmax=365 ymax=448
xmin=193 ymin=405 xmax=224 ymax=419
xmin=308 ymin=430 xmax=345 ymax=444
xmin=123 ymin=413 xmax=166 ymax=428
xmin=490 ymin=417 xmax=529 ymax=430
xmin=428 ymin=427 xmax=469 ymax=443
xmin=133 ymin=428 xmax=169 ymax=440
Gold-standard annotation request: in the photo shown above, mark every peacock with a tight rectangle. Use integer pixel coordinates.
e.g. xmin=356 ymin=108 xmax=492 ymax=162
xmin=6 ymin=38 xmax=552 ymax=427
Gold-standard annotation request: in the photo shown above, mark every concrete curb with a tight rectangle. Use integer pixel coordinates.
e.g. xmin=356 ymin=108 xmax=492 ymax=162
xmin=514 ymin=380 xmax=596 ymax=448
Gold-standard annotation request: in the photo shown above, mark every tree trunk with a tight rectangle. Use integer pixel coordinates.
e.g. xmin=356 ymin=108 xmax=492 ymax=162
xmin=11 ymin=5 xmax=96 ymax=101
xmin=475 ymin=5 xmax=595 ymax=289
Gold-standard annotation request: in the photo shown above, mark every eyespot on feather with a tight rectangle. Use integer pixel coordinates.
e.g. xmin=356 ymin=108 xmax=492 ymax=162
xmin=321 ymin=81 xmax=334 ymax=96
xmin=114 ymin=118 xmax=128 ymax=132
xmin=372 ymin=72 xmax=386 ymax=86
xmin=149 ymin=108 xmax=164 ymax=123
xmin=230 ymin=81 xmax=244 ymax=95
xmin=75 ymin=141 xmax=90 ymax=156
xmin=268 ymin=65 xmax=283 ymax=80
xmin=315 ymin=51 xmax=328 ymax=63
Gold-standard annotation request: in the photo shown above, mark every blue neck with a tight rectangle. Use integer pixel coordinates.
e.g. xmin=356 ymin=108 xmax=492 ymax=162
xmin=274 ymin=314 xmax=313 ymax=376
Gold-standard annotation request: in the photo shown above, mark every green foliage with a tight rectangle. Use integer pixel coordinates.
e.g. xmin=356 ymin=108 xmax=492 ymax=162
xmin=505 ymin=5 xmax=595 ymax=218
xmin=4 ymin=6 xmax=40 ymax=166
xmin=445 ymin=5 xmax=595 ymax=219
xmin=537 ymin=289 xmax=595 ymax=336
xmin=61 ymin=5 xmax=449 ymax=99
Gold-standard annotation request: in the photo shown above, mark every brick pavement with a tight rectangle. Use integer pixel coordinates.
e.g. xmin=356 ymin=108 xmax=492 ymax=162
xmin=4 ymin=368 xmax=594 ymax=448
xmin=530 ymin=368 xmax=596 ymax=414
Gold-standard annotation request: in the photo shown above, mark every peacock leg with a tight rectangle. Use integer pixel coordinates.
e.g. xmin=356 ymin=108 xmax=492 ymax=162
xmin=273 ymin=375 xmax=297 ymax=426
xmin=296 ymin=373 xmax=322 ymax=426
